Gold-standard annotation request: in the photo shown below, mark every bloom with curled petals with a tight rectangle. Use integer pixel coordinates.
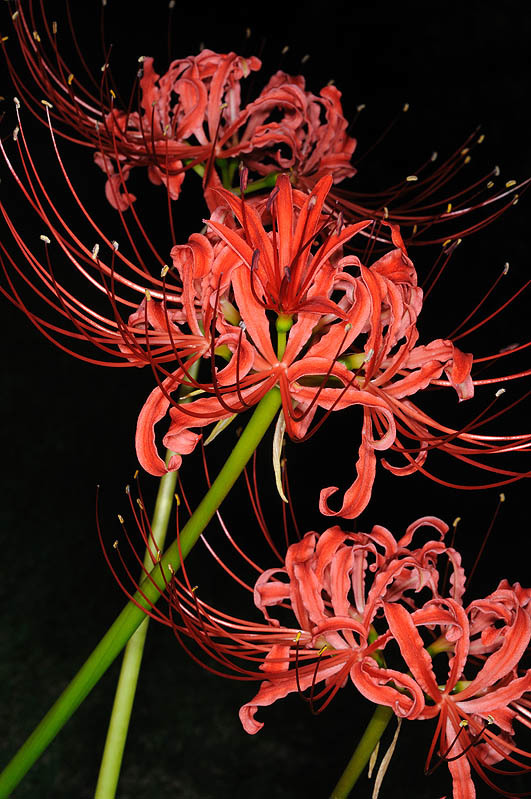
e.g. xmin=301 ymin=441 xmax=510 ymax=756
xmin=114 ymin=515 xmax=464 ymax=735
xmin=135 ymin=174 xmax=503 ymax=518
xmin=376 ymin=588 xmax=531 ymax=798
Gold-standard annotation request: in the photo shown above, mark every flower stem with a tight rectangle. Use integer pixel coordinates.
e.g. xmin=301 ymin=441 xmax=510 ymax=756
xmin=0 ymin=387 xmax=282 ymax=799
xmin=93 ymin=457 xmax=177 ymax=799
xmin=329 ymin=705 xmax=394 ymax=799
xmin=94 ymin=360 xmax=201 ymax=799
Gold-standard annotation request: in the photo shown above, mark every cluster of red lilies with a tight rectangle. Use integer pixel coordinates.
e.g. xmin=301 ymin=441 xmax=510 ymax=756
xmin=1 ymin=5 xmax=530 ymax=798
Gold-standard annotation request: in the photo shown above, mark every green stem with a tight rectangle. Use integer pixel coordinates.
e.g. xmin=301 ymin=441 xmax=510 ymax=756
xmin=233 ymin=171 xmax=279 ymax=196
xmin=93 ymin=457 xmax=177 ymax=799
xmin=329 ymin=705 xmax=394 ymax=799
xmin=0 ymin=388 xmax=282 ymax=799
xmin=94 ymin=360 xmax=201 ymax=799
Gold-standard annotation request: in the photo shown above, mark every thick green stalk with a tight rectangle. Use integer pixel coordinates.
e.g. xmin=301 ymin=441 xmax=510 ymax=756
xmin=0 ymin=388 xmax=282 ymax=799
xmin=329 ymin=705 xmax=394 ymax=799
xmin=94 ymin=455 xmax=178 ymax=799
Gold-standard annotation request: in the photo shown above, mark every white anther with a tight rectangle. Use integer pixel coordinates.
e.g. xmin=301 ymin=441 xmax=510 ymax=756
xmin=91 ymin=243 xmax=100 ymax=260
xmin=495 ymin=388 xmax=505 ymax=398
xmin=12 ymin=126 xmax=19 ymax=141
xmin=111 ymin=240 xmax=119 ymax=250
xmin=503 ymin=262 xmax=509 ymax=275
xmin=40 ymin=234 xmax=51 ymax=244
xmin=13 ymin=96 xmax=20 ymax=109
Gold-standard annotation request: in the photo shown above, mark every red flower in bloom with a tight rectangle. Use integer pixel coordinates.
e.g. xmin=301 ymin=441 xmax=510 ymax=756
xmin=136 ymin=174 xmax=531 ymax=517
xmin=5 ymin=3 xmax=527 ymax=249
xmin=106 ymin=511 xmax=464 ymax=734
xmin=380 ymin=590 xmax=531 ymax=798
xmin=4 ymin=8 xmax=355 ymax=211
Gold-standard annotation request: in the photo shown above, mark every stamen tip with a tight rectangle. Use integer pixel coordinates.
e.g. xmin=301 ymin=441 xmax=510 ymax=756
xmin=40 ymin=234 xmax=51 ymax=244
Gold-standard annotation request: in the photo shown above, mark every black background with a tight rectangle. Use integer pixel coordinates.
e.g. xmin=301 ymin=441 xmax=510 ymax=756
xmin=1 ymin=2 xmax=530 ymax=798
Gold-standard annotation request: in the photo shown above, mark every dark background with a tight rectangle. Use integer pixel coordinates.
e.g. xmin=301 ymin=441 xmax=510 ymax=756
xmin=1 ymin=2 xmax=530 ymax=797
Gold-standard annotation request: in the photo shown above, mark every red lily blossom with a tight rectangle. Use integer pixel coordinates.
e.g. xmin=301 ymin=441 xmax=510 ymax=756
xmin=135 ymin=174 xmax=530 ymax=517
xmin=104 ymin=503 xmax=464 ymax=734
xmin=379 ymin=592 xmax=531 ymax=798
xmin=4 ymin=1 xmax=527 ymax=248
xmin=4 ymin=6 xmax=355 ymax=211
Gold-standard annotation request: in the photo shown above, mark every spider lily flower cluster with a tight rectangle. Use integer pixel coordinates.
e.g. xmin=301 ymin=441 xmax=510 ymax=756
xmin=4 ymin=1 xmax=529 ymax=246
xmin=1 ymin=6 xmax=530 ymax=798
xmin=111 ymin=500 xmax=530 ymax=799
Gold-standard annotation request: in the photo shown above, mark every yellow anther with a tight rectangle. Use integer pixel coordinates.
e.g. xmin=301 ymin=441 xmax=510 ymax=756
xmin=442 ymin=238 xmax=452 ymax=249
xmin=52 ymin=21 xmax=57 ymax=35
xmin=499 ymin=492 xmax=505 ymax=502
xmin=356 ymin=103 xmax=366 ymax=112
xmin=477 ymin=134 xmax=485 ymax=143
xmin=145 ymin=289 xmax=152 ymax=301
xmin=117 ymin=514 xmax=124 ymax=524
xmin=281 ymin=45 xmax=289 ymax=55
xmin=452 ymin=516 xmax=461 ymax=528
xmin=168 ymin=563 xmax=175 ymax=575
xmin=446 ymin=203 xmax=452 ymax=213
xmin=113 ymin=540 xmax=119 ymax=549
xmin=67 ymin=73 xmax=74 ymax=86
xmin=125 ymin=484 xmax=130 ymax=495
xmin=136 ymin=498 xmax=144 ymax=510
xmin=487 ymin=180 xmax=494 ymax=189
xmin=459 ymin=719 xmax=468 ymax=728
xmin=32 ymin=30 xmax=41 ymax=42
xmin=11 ymin=10 xmax=19 ymax=20
xmin=460 ymin=147 xmax=470 ymax=156
xmin=134 ymin=469 xmax=139 ymax=479
xmin=403 ymin=102 xmax=409 ymax=112
xmin=41 ymin=100 xmax=53 ymax=109
xmin=487 ymin=714 xmax=495 ymax=724
xmin=110 ymin=89 xmax=116 ymax=100
xmin=101 ymin=63 xmax=109 ymax=72
xmin=383 ymin=206 xmax=389 ymax=219
xmin=412 ymin=224 xmax=418 ymax=235
xmin=245 ymin=27 xmax=251 ymax=38
xmin=40 ymin=234 xmax=51 ymax=244
xmin=512 ymin=194 xmax=519 ymax=205
xmin=301 ymin=54 xmax=310 ymax=64
xmin=505 ymin=179 xmax=517 ymax=188
xmin=156 ymin=550 xmax=161 ymax=562
xmin=161 ymin=264 xmax=169 ymax=278
xmin=1 ymin=36 xmax=8 ymax=43
xmin=294 ymin=631 xmax=302 ymax=643
xmin=191 ymin=585 xmax=198 ymax=593
xmin=464 ymin=155 xmax=471 ymax=164
xmin=318 ymin=645 xmax=329 ymax=656
xmin=406 ymin=175 xmax=418 ymax=182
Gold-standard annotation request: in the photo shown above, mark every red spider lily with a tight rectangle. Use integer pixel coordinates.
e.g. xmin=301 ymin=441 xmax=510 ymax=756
xmin=4 ymin=1 xmax=528 ymax=249
xmin=4 ymin=5 xmax=355 ymax=211
xmin=136 ymin=174 xmax=531 ymax=517
xmin=379 ymin=594 xmax=531 ymax=798
xmin=103 ymin=499 xmax=465 ymax=734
